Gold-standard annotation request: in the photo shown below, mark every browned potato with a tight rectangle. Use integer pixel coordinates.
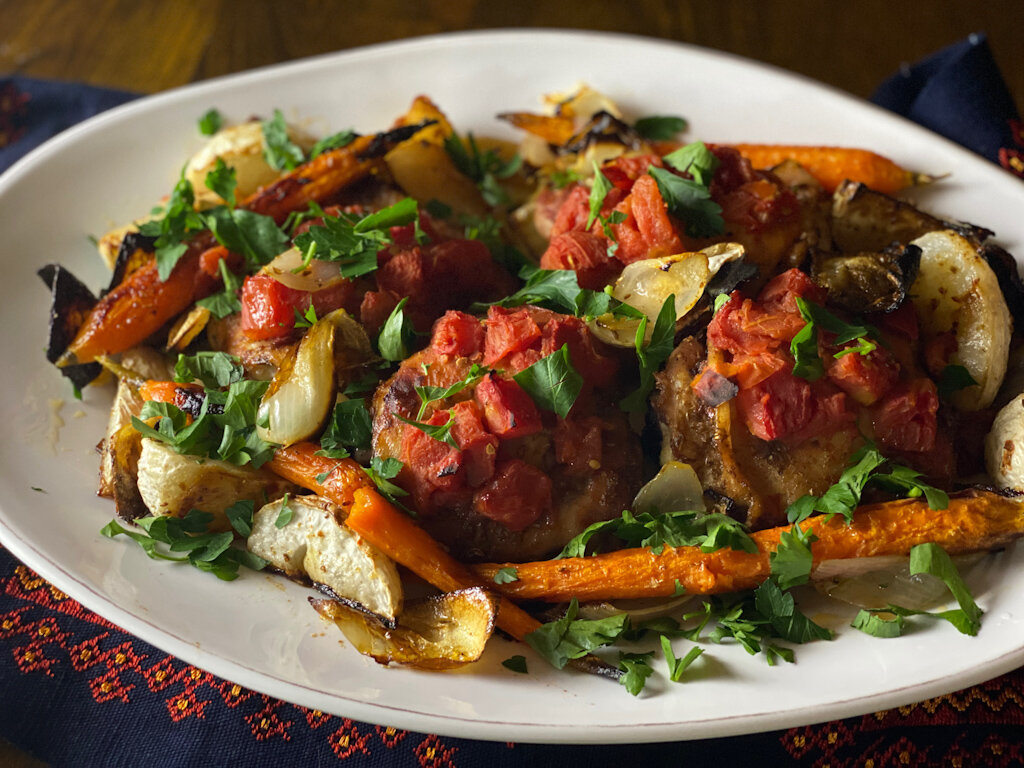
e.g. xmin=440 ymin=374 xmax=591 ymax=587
xmin=311 ymin=588 xmax=498 ymax=670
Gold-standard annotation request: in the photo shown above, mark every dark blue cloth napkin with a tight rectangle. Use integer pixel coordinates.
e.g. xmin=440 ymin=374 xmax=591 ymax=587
xmin=3 ymin=35 xmax=1024 ymax=767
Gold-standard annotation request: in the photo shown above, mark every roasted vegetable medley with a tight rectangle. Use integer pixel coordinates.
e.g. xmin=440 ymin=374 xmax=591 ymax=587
xmin=41 ymin=87 xmax=1024 ymax=693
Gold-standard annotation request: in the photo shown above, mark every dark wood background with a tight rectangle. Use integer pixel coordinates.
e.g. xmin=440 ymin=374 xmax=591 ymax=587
xmin=3 ymin=0 xmax=1023 ymax=107
xmin=2 ymin=1 xmax=1022 ymax=765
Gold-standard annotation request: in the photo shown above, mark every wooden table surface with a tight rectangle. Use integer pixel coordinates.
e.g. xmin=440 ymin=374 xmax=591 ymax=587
xmin=1 ymin=1 xmax=1022 ymax=765
xmin=3 ymin=0 xmax=1023 ymax=106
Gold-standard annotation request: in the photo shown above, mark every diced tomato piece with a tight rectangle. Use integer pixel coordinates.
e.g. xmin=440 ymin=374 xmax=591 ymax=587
xmin=540 ymin=231 xmax=620 ymax=290
xmin=448 ymin=400 xmax=498 ymax=488
xmin=707 ymin=293 xmax=806 ymax=355
xmin=198 ymin=247 xmax=243 ymax=279
xmin=240 ymin=274 xmax=353 ymax=341
xmin=602 ymin=154 xmax=663 ymax=191
xmin=475 ymin=373 xmax=542 ymax=439
xmin=610 ymin=174 xmax=686 ymax=265
xmin=553 ymin=417 xmax=603 ymax=474
xmin=548 ymin=185 xmax=594 ymax=239
xmin=431 ymin=310 xmax=485 ymax=358
xmin=484 ymin=306 xmax=543 ymax=366
xmin=376 ymin=247 xmax=427 ymax=297
xmin=714 ymin=350 xmax=789 ymax=389
xmin=736 ymin=371 xmax=816 ymax=442
xmin=757 ymin=268 xmax=827 ymax=314
xmin=827 ymin=348 xmax=899 ymax=406
xmin=472 ymin=459 xmax=552 ymax=531
xmin=430 ymin=239 xmax=516 ymax=301
xmin=399 ymin=411 xmax=463 ymax=509
xmin=873 ymin=301 xmax=919 ymax=341
xmin=540 ymin=314 xmax=616 ymax=389
xmin=359 ymin=289 xmax=400 ymax=335
xmin=708 ymin=146 xmax=759 ymax=195
xmin=871 ymin=378 xmax=939 ymax=453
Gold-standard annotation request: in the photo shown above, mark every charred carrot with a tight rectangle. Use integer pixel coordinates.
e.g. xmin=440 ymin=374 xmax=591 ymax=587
xmin=63 ymin=245 xmax=214 ymax=365
xmin=241 ymin=134 xmax=379 ymax=223
xmin=265 ymin=442 xmax=375 ymax=512
xmin=472 ymin=490 xmax=1024 ymax=603
xmin=497 ymin=111 xmax=575 ymax=146
xmin=725 ymin=144 xmax=934 ymax=195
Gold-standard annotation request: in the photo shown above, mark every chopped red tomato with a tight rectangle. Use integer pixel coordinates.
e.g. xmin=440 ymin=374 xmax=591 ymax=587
xmin=610 ymin=174 xmax=686 ymax=265
xmin=473 ymin=459 xmax=552 ymax=532
xmin=758 ymin=269 xmax=826 ymax=313
xmin=240 ymin=274 xmax=352 ymax=341
xmin=601 ymin=154 xmax=663 ymax=191
xmin=483 ymin=306 xmax=543 ymax=366
xmin=871 ymin=378 xmax=939 ymax=453
xmin=540 ymin=231 xmax=619 ymax=290
xmin=448 ymin=401 xmax=498 ymax=488
xmin=827 ymin=348 xmax=899 ymax=406
xmin=475 ymin=373 xmax=542 ymax=439
xmin=873 ymin=301 xmax=919 ymax=341
xmin=716 ymin=350 xmax=789 ymax=389
xmin=431 ymin=310 xmax=486 ymax=358
xmin=707 ymin=293 xmax=806 ymax=355
xmin=540 ymin=314 xmax=617 ymax=388
xmin=736 ymin=371 xmax=817 ymax=441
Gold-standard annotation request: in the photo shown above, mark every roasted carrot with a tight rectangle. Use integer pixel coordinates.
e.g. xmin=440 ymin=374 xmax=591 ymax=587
xmin=472 ymin=490 xmax=1024 ymax=603
xmin=265 ymin=442 xmax=375 ymax=512
xmin=724 ymin=144 xmax=934 ymax=195
xmin=241 ymin=134 xmax=379 ymax=223
xmin=497 ymin=111 xmax=575 ymax=146
xmin=63 ymin=245 xmax=215 ymax=365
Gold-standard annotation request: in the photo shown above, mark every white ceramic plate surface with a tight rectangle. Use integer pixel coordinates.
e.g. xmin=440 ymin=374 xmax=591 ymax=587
xmin=2 ymin=30 xmax=1024 ymax=745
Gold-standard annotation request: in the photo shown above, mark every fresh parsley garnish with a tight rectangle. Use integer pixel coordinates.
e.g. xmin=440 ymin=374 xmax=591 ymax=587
xmin=414 ymin=364 xmax=488 ymax=419
xmin=852 ymin=543 xmax=984 ymax=637
xmin=292 ymin=198 xmax=419 ymax=279
xmin=261 ymin=108 xmax=305 ymax=171
xmin=396 ymin=412 xmax=458 ymax=449
xmin=770 ymin=522 xmax=817 ymax=590
xmin=310 ymin=129 xmax=357 ymax=159
xmin=316 ymin=399 xmax=373 ymax=459
xmin=937 ymin=364 xmax=978 ymax=400
xmin=525 ymin=598 xmax=629 ymax=670
xmin=634 ymin=115 xmax=688 ymax=140
xmin=197 ymin=108 xmax=223 ymax=136
xmin=661 ymin=635 xmax=703 ymax=682
xmin=377 ymin=296 xmax=417 ymax=362
xmin=365 ymin=456 xmax=408 ymax=501
xmin=133 ymin=378 xmax=276 ymax=468
xmin=790 ymin=298 xmax=879 ymax=381
xmin=512 ymin=343 xmax=583 ymax=419
xmin=493 ymin=567 xmax=519 ymax=584
xmin=137 ymin=170 xmax=206 ymax=280
xmin=443 ymin=132 xmax=522 ymax=206
xmin=173 ymin=351 xmax=244 ymax=389
xmin=274 ymin=494 xmax=294 ymax=528
xmin=621 ymin=295 xmax=676 ymax=412
xmin=558 ymin=508 xmax=756 ymax=558
xmin=195 ymin=258 xmax=243 ymax=319
xmin=204 ymin=156 xmax=237 ymax=206
xmin=100 ymin=508 xmax=267 ymax=581
xmin=618 ymin=651 xmax=655 ymax=696
xmin=502 ymin=655 xmax=529 ymax=674
xmin=648 ymin=141 xmax=724 ymax=238
xmin=202 ymin=206 xmax=289 ymax=271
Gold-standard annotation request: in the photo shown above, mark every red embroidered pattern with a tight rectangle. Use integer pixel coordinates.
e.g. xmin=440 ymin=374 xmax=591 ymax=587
xmin=999 ymin=118 xmax=1024 ymax=179
xmin=1 ymin=551 xmax=466 ymax=766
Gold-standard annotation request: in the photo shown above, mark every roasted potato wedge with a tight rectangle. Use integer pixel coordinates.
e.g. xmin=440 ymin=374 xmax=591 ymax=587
xmin=135 ymin=438 xmax=296 ymax=528
xmin=248 ymin=495 xmax=402 ymax=625
xmin=311 ymin=587 xmax=497 ymax=670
